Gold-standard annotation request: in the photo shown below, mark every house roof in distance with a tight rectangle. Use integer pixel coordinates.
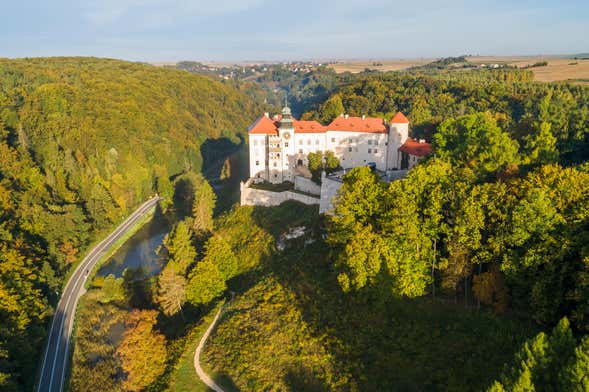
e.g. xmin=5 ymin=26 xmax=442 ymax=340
xmin=399 ymin=138 xmax=432 ymax=156
xmin=326 ymin=115 xmax=387 ymax=133
xmin=390 ymin=111 xmax=410 ymax=124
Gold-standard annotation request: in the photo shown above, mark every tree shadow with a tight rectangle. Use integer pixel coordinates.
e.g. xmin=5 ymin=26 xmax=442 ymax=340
xmin=213 ymin=373 xmax=240 ymax=392
xmin=200 ymin=136 xmax=249 ymax=212
xmin=284 ymin=364 xmax=330 ymax=392
xmin=200 ymin=136 xmax=243 ymax=183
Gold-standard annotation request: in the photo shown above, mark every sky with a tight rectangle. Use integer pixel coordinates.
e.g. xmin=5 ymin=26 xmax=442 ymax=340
xmin=1 ymin=0 xmax=588 ymax=62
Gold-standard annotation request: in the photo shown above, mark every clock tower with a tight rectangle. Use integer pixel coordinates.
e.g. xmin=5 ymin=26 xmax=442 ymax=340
xmin=278 ymin=105 xmax=296 ymax=182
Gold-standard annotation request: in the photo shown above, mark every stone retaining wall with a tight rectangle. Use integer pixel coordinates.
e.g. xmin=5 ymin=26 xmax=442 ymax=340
xmin=240 ymin=179 xmax=320 ymax=207
xmin=294 ymin=175 xmax=321 ymax=196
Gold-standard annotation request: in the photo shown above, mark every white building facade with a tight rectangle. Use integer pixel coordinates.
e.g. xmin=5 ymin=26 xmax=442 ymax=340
xmin=248 ymin=107 xmax=431 ymax=184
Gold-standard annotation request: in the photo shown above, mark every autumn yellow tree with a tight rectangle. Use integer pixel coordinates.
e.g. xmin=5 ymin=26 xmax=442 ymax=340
xmin=116 ymin=310 xmax=167 ymax=391
xmin=156 ymin=266 xmax=186 ymax=316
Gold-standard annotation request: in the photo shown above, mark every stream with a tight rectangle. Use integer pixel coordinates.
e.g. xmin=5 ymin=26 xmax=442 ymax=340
xmin=96 ymin=210 xmax=174 ymax=278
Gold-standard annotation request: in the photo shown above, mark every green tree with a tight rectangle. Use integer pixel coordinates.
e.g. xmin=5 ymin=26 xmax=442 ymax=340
xmin=186 ymin=259 xmax=226 ymax=306
xmin=192 ymin=179 xmax=216 ymax=236
xmin=155 ymin=165 xmax=174 ymax=211
xmin=560 ymin=336 xmax=589 ymax=391
xmin=162 ymin=220 xmax=196 ymax=274
xmin=433 ymin=113 xmax=519 ymax=178
xmin=95 ymin=274 xmax=126 ymax=304
xmin=202 ymin=236 xmax=238 ymax=280
xmin=490 ymin=317 xmax=580 ymax=391
xmin=523 ymin=121 xmax=559 ymax=165
xmin=318 ymin=94 xmax=345 ymax=124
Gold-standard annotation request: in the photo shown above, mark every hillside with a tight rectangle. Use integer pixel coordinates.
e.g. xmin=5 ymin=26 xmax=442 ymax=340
xmin=0 ymin=57 xmax=260 ymax=390
xmin=174 ymin=203 xmax=533 ymax=391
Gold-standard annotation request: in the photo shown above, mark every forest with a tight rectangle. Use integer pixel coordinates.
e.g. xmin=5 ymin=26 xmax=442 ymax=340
xmin=199 ymin=67 xmax=588 ymax=390
xmin=1 ymin=57 xmax=589 ymax=391
xmin=0 ymin=57 xmax=261 ymax=390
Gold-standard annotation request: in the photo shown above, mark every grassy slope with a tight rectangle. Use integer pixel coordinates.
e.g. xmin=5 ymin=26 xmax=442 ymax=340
xmin=182 ymin=203 xmax=539 ymax=392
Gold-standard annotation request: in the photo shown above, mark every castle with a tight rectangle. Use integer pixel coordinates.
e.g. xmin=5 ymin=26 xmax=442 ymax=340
xmin=248 ymin=106 xmax=431 ymax=184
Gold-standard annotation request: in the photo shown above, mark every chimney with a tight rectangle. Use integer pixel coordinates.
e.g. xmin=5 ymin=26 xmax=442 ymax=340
xmin=362 ymin=115 xmax=366 ymax=120
xmin=419 ymin=139 xmax=426 ymax=143
xmin=264 ymin=112 xmax=269 ymax=118
xmin=344 ymin=114 xmax=349 ymax=119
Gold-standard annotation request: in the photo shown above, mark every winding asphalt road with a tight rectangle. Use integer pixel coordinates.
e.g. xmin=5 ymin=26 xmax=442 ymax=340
xmin=37 ymin=196 xmax=161 ymax=392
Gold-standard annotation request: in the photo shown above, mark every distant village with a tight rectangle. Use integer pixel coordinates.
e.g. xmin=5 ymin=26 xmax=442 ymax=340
xmin=175 ymin=61 xmax=331 ymax=80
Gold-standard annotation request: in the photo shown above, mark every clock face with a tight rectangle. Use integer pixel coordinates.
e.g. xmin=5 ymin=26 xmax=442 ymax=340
xmin=283 ymin=132 xmax=291 ymax=140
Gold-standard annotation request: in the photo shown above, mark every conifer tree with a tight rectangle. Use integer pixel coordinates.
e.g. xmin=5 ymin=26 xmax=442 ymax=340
xmin=192 ymin=179 xmax=216 ymax=236
xmin=156 ymin=265 xmax=186 ymax=316
xmin=162 ymin=220 xmax=196 ymax=274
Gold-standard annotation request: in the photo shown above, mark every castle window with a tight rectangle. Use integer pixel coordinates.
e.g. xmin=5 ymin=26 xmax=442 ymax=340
xmin=368 ymin=148 xmax=372 ymax=153
xmin=299 ymin=139 xmax=303 ymax=145
xmin=255 ymin=160 xmax=259 ymax=166
xmin=273 ymin=162 xmax=277 ymax=167
xmin=349 ymin=138 xmax=353 ymax=144
xmin=374 ymin=148 xmax=378 ymax=154
xmin=315 ymin=139 xmax=320 ymax=145
xmin=284 ymin=142 xmax=289 ymax=147
xmin=368 ymin=140 xmax=372 ymax=145
xmin=331 ymin=137 xmax=335 ymax=143
xmin=348 ymin=147 xmax=352 ymax=152
xmin=299 ymin=149 xmax=303 ymax=154
xmin=307 ymin=139 xmax=311 ymax=145
xmin=374 ymin=140 xmax=379 ymax=145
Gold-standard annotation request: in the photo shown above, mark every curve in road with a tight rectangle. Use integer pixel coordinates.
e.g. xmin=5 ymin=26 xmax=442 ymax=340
xmin=37 ymin=196 xmax=161 ymax=392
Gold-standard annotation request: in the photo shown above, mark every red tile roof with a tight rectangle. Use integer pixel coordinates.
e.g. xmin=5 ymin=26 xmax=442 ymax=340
xmin=294 ymin=120 xmax=326 ymax=133
xmin=390 ymin=112 xmax=409 ymax=124
xmin=248 ymin=113 xmax=401 ymax=135
xmin=326 ymin=116 xmax=387 ymax=133
xmin=399 ymin=138 xmax=432 ymax=156
xmin=248 ymin=115 xmax=279 ymax=135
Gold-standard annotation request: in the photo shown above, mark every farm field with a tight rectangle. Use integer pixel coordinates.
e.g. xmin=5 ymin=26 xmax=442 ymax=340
xmin=328 ymin=58 xmax=434 ymax=73
xmin=468 ymin=55 xmax=589 ymax=84
xmin=328 ymin=55 xmax=589 ymax=84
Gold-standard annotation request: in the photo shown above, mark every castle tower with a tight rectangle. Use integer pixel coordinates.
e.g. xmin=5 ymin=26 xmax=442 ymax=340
xmin=386 ymin=112 xmax=410 ymax=170
xmin=277 ymin=105 xmax=296 ymax=182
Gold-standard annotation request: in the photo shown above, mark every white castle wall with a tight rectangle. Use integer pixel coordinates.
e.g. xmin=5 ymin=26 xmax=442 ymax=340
xmin=294 ymin=175 xmax=321 ymax=196
xmin=319 ymin=173 xmax=343 ymax=214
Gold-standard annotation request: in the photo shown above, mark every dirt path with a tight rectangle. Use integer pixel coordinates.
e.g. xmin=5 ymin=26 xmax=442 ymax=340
xmin=193 ymin=303 xmax=226 ymax=392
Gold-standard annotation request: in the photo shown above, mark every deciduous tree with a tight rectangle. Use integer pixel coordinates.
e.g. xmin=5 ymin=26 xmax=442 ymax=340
xmin=117 ymin=310 xmax=167 ymax=391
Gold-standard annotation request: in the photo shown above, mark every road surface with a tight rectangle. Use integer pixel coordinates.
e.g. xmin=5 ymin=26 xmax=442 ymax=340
xmin=37 ymin=196 xmax=161 ymax=392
